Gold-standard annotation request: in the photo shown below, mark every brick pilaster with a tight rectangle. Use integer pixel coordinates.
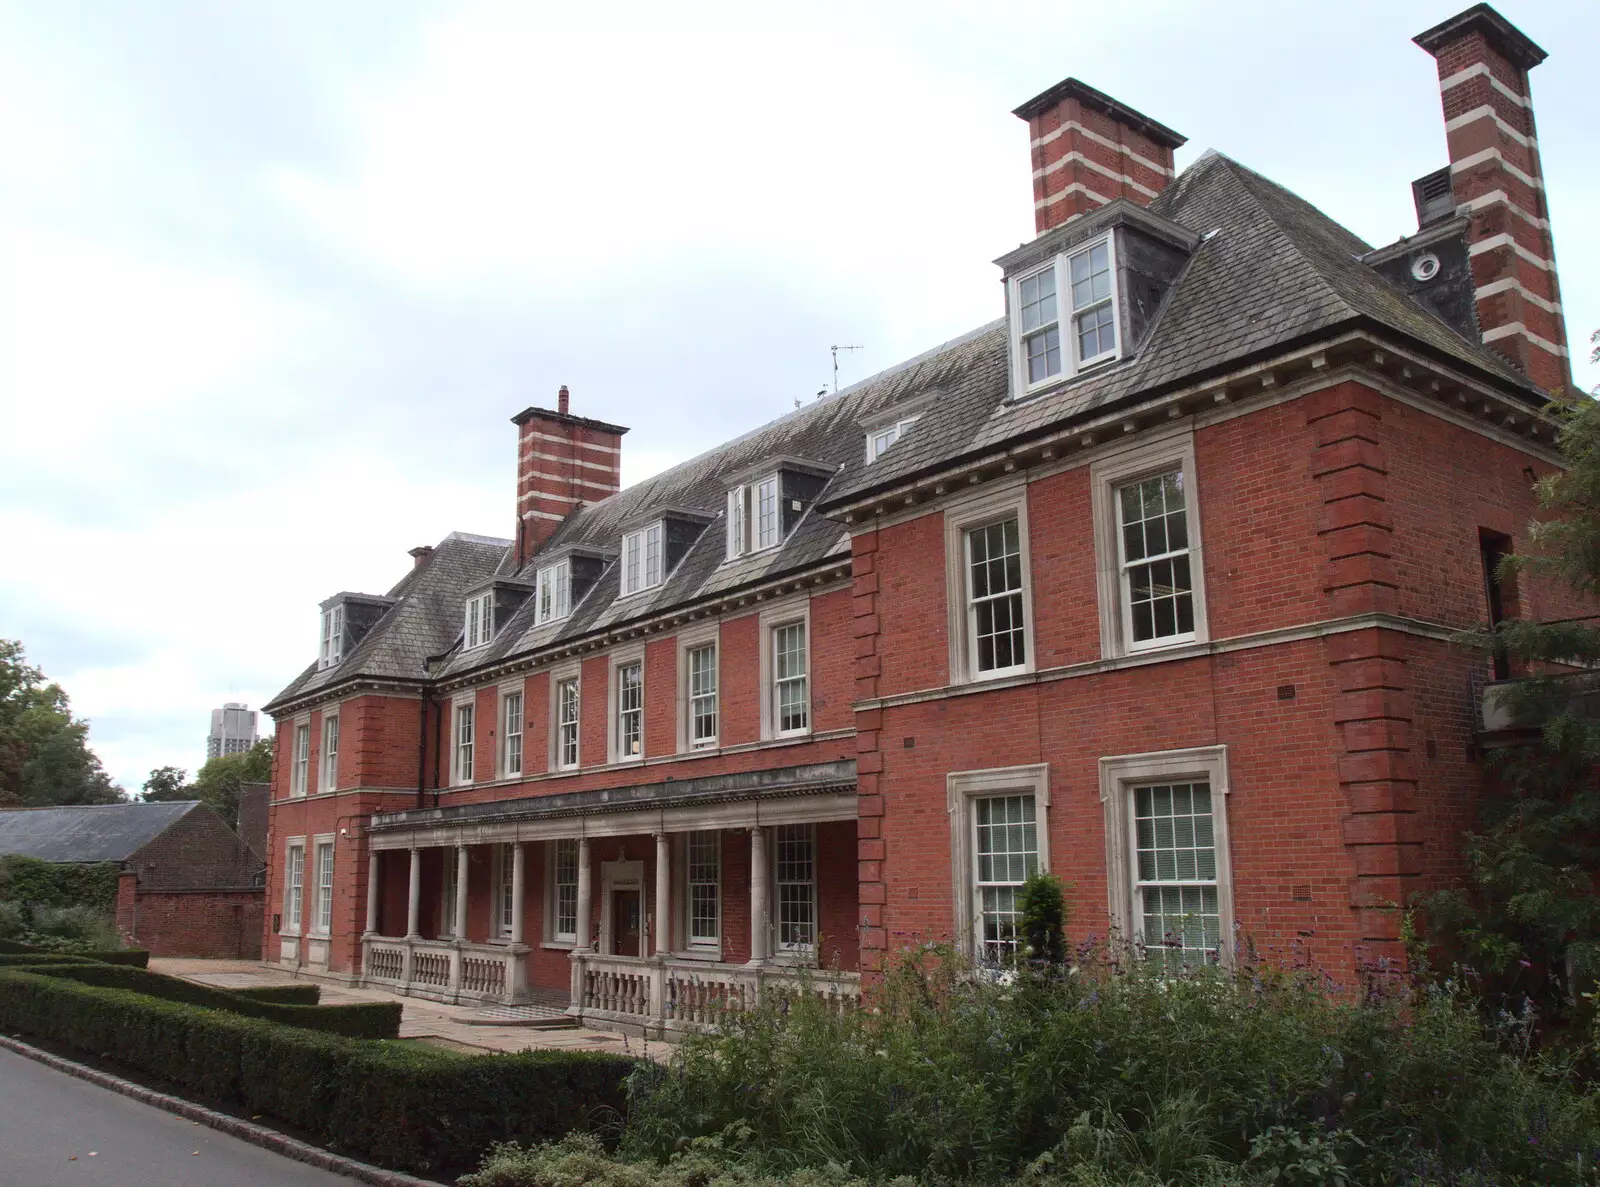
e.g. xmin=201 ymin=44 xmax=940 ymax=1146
xmin=851 ymin=531 xmax=887 ymax=972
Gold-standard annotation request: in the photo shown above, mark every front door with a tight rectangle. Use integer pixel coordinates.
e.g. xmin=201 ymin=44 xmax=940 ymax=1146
xmin=612 ymin=889 xmax=642 ymax=956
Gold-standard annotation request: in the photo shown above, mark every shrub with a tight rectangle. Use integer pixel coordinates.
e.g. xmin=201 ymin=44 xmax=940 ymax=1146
xmin=30 ymin=962 xmax=400 ymax=1039
xmin=0 ymin=969 xmax=634 ymax=1177
xmin=0 ymin=937 xmax=148 ymax=966
xmin=1018 ymin=873 xmax=1068 ymax=966
xmin=619 ymin=947 xmax=1600 ymax=1186
xmin=22 ymin=903 xmax=120 ymax=949
xmin=0 ymin=856 xmax=120 ymax=913
xmin=0 ymin=953 xmax=108 ymax=968
xmin=0 ymin=900 xmax=24 ymax=939
xmin=231 ymin=983 xmax=320 ymax=1005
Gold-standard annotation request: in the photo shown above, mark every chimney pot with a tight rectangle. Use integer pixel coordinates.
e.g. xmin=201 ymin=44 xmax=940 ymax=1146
xmin=558 ymin=385 xmax=570 ymax=415
xmin=408 ymin=545 xmax=435 ymax=570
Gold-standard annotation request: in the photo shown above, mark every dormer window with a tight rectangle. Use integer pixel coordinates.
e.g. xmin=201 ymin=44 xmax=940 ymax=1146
xmin=621 ymin=522 xmax=664 ymax=596
xmin=318 ymin=605 xmax=344 ymax=670
xmin=1011 ymin=232 xmax=1122 ymax=395
xmin=867 ymin=415 xmax=920 ymax=463
xmin=726 ymin=474 xmax=780 ymax=558
xmin=536 ymin=561 xmax=571 ymax=624
xmin=464 ymin=591 xmax=493 ymax=650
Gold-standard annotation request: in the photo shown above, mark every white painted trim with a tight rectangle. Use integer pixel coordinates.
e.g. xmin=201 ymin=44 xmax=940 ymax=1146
xmin=942 ymin=479 xmax=1036 ymax=686
xmin=522 ymin=430 xmax=621 ymax=454
xmin=1033 ymin=150 xmax=1161 ymax=200
xmin=497 ymin=681 xmax=526 ymax=780
xmin=947 ymin=764 xmax=1051 ymax=958
xmin=1481 ymin=321 xmax=1570 ymax=357
xmin=1029 ymin=120 xmax=1174 ymax=178
xmin=521 ymin=508 xmax=567 ymax=523
xmin=1444 ymin=104 xmax=1536 ymax=148
xmin=1451 ymin=146 xmax=1541 ymax=191
xmin=1438 ymin=62 xmax=1529 ymax=108
xmin=319 ymin=711 xmax=340 ymax=794
xmin=1099 ymin=745 xmax=1232 ymax=966
xmin=449 ymin=691 xmax=477 ymax=788
xmin=1089 ymin=430 xmax=1208 ymax=661
xmin=1467 ymin=231 xmax=1555 ymax=271
xmin=606 ymin=645 xmax=646 ymax=765
xmin=308 ymin=833 xmax=337 ymax=939
xmin=1474 ymin=276 xmax=1562 ymax=315
xmin=548 ymin=662 xmax=582 ymax=773
xmin=518 ymin=449 xmax=620 ymax=472
xmin=1010 ymin=230 xmax=1122 ymax=399
xmin=1035 ymin=182 xmax=1113 ymax=213
xmin=280 ymin=836 xmax=307 ymax=936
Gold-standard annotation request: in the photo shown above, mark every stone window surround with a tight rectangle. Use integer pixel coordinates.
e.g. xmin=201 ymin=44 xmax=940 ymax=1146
xmin=946 ymin=763 xmax=1051 ymax=958
xmin=758 ymin=594 xmax=812 ymax=741
xmin=942 ymin=480 xmax=1038 ymax=686
xmin=320 ymin=710 xmax=340 ymax=794
xmin=1089 ymin=428 xmax=1209 ymax=660
xmin=281 ymin=835 xmax=307 ymax=936
xmin=309 ymin=832 xmax=336 ymax=938
xmin=497 ymin=678 xmax=525 ymax=780
xmin=606 ymin=643 xmax=647 ymax=765
xmin=1098 ymin=744 xmax=1234 ymax=966
xmin=449 ymin=691 xmax=477 ymax=787
xmin=290 ymin=713 xmax=311 ymax=799
xmin=675 ymin=621 xmax=721 ymax=754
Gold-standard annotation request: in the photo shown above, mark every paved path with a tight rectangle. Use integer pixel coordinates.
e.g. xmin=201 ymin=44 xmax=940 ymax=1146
xmin=0 ymin=1045 xmax=358 ymax=1186
xmin=150 ymin=958 xmax=670 ymax=1061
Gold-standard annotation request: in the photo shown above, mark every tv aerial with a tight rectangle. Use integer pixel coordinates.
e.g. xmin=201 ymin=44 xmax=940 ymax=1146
xmin=829 ymin=344 xmax=863 ymax=395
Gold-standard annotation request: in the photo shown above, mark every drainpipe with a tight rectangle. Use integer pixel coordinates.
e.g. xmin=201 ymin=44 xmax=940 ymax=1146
xmin=420 ymin=649 xmax=452 ymax=810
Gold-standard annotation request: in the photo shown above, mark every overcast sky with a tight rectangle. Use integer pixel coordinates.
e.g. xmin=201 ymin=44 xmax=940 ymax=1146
xmin=1 ymin=0 xmax=1595 ymax=795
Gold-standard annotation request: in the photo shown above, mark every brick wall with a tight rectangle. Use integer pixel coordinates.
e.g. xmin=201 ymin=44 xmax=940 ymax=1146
xmin=119 ymin=886 xmax=265 ymax=959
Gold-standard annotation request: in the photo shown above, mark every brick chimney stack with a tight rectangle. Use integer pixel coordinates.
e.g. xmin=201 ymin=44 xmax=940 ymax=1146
xmin=510 ymin=388 xmax=629 ymax=568
xmin=1013 ymin=78 xmax=1186 ymax=236
xmin=1415 ymin=4 xmax=1571 ymax=393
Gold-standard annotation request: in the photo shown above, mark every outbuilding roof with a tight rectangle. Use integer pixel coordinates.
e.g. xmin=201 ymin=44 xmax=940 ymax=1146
xmin=0 ymin=801 xmax=202 ymax=864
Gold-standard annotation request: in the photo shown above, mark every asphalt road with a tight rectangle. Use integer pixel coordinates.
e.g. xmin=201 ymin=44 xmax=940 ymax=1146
xmin=0 ymin=1045 xmax=362 ymax=1186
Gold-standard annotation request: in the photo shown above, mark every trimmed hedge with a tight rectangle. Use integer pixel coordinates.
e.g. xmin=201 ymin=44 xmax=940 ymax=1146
xmin=232 ymin=983 xmax=320 ymax=1005
xmin=0 ymin=970 xmax=634 ymax=1177
xmin=0 ymin=953 xmax=108 ymax=968
xmin=0 ymin=856 xmax=120 ymax=913
xmin=0 ymin=938 xmax=148 ymax=967
xmin=31 ymin=963 xmax=400 ymax=1039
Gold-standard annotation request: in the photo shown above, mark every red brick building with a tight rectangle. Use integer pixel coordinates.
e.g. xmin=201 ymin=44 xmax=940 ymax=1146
xmin=262 ymin=5 xmax=1580 ymax=1030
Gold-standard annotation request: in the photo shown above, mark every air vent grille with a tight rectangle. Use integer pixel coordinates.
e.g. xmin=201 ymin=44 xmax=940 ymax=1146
xmin=1411 ymin=168 xmax=1455 ymax=228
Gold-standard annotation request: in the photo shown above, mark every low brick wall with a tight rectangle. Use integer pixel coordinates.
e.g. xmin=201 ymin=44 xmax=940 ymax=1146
xmin=117 ymin=875 xmax=264 ymax=959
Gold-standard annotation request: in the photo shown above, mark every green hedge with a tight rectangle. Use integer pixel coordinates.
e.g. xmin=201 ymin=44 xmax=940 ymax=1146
xmin=0 ymin=938 xmax=148 ymax=966
xmin=0 ymin=953 xmax=109 ymax=968
xmin=30 ymin=962 xmax=399 ymax=1039
xmin=231 ymin=983 xmax=320 ymax=1005
xmin=0 ymin=970 xmax=633 ymax=1177
xmin=0 ymin=856 xmax=120 ymax=913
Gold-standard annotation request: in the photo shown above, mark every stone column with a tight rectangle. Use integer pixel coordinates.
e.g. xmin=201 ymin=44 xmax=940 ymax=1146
xmin=405 ymin=847 xmax=421 ymax=938
xmin=575 ymin=837 xmax=593 ymax=951
xmin=364 ymin=848 xmax=381 ymax=935
xmin=748 ymin=826 xmax=769 ymax=965
xmin=453 ymin=844 xmax=470 ymax=941
xmin=654 ymin=831 xmax=671 ymax=956
xmin=510 ymin=843 xmax=526 ymax=945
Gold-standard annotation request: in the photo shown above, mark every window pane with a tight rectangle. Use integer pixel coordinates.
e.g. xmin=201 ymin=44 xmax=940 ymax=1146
xmin=774 ymin=824 xmax=814 ymax=949
xmin=774 ymin=622 xmax=808 ymax=732
xmin=554 ymin=839 xmax=578 ymax=938
xmin=688 ymin=831 xmax=720 ymax=943
xmin=974 ymin=795 xmax=1039 ymax=962
xmin=756 ymin=477 xmax=779 ymax=548
xmin=1133 ymin=782 xmax=1220 ymax=970
xmin=1019 ymin=267 xmax=1057 ymax=334
xmin=1119 ymin=470 xmax=1193 ymax=644
xmin=689 ymin=644 xmax=718 ymax=745
xmin=1026 ymin=326 xmax=1061 ymax=384
xmin=645 ymin=524 xmax=663 ymax=587
xmin=1076 ymin=300 xmax=1115 ymax=361
xmin=618 ymin=662 xmax=642 ymax=756
xmin=967 ymin=518 xmax=1026 ymax=673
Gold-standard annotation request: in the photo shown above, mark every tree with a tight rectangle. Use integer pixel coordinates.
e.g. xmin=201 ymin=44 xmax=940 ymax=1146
xmin=0 ymin=640 xmax=122 ymax=806
xmin=1423 ymin=335 xmax=1600 ymax=1027
xmin=189 ymin=739 xmax=272 ymax=827
xmin=1018 ymin=872 xmax=1068 ymax=966
xmin=140 ymin=766 xmax=191 ymax=802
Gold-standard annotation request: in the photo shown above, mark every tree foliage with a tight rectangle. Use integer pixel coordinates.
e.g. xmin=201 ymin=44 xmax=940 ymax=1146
xmin=0 ymin=640 xmax=121 ymax=807
xmin=189 ymin=739 xmax=272 ymax=827
xmin=1424 ymin=344 xmax=1600 ymax=1028
xmin=139 ymin=765 xmax=191 ymax=802
xmin=1018 ymin=871 xmax=1068 ymax=966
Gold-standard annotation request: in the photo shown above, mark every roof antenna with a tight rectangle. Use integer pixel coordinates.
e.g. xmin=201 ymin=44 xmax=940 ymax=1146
xmin=830 ymin=344 xmax=862 ymax=394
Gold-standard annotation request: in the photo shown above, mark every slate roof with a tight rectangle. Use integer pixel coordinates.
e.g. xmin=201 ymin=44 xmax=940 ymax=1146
xmin=0 ymin=802 xmax=201 ymax=864
xmin=265 ymin=151 xmax=1546 ymax=710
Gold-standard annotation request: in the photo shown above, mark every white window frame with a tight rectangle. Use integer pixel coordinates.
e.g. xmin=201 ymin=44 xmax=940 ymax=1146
xmin=452 ymin=697 xmax=476 ymax=786
xmin=943 ymin=483 xmax=1036 ymax=686
xmin=608 ymin=646 xmax=646 ymax=763
xmin=725 ymin=473 xmax=782 ymax=559
xmin=676 ymin=623 xmax=720 ymax=753
xmin=1090 ymin=432 xmax=1208 ymax=660
xmin=491 ymin=843 xmax=517 ymax=940
xmin=947 ymin=764 xmax=1051 ymax=959
xmin=545 ymin=838 xmax=579 ymax=945
xmin=682 ymin=830 xmax=722 ymax=954
xmin=320 ymin=712 xmax=339 ymax=793
xmin=1010 ymin=231 xmax=1122 ymax=398
xmin=440 ymin=848 xmax=460 ymax=939
xmin=865 ymin=414 xmax=921 ymax=463
xmin=550 ymin=665 xmax=581 ymax=772
xmin=620 ymin=522 xmax=664 ymax=596
xmin=500 ymin=683 xmax=524 ymax=778
xmin=319 ymin=604 xmax=344 ymax=669
xmin=281 ymin=837 xmax=306 ymax=935
xmin=310 ymin=835 xmax=335 ymax=937
xmin=536 ymin=561 xmax=571 ymax=625
xmin=758 ymin=597 xmax=811 ymax=740
xmin=1099 ymin=745 xmax=1234 ymax=970
xmin=290 ymin=719 xmax=310 ymax=798
xmin=464 ymin=591 xmax=493 ymax=650
xmin=771 ymin=823 xmax=817 ymax=956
